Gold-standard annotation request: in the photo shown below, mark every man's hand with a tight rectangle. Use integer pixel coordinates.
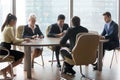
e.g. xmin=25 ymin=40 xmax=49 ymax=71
xmin=56 ymin=32 xmax=65 ymax=38
xmin=99 ymin=36 xmax=105 ymax=39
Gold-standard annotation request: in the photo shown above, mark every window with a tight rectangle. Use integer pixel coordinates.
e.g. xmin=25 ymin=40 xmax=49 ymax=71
xmin=74 ymin=0 xmax=118 ymax=34
xmin=0 ymin=0 xmax=12 ymax=28
xmin=16 ymin=0 xmax=70 ymax=34
xmin=1 ymin=0 xmax=118 ymax=35
xmin=0 ymin=0 xmax=12 ymax=40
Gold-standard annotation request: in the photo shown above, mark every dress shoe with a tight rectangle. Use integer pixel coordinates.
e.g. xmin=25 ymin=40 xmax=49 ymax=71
xmin=69 ymin=68 xmax=76 ymax=75
xmin=63 ymin=68 xmax=76 ymax=75
xmin=57 ymin=64 xmax=61 ymax=68
xmin=93 ymin=65 xmax=98 ymax=70
xmin=92 ymin=63 xmax=97 ymax=66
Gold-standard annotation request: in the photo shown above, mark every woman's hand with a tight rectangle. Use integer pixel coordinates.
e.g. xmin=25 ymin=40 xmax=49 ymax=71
xmin=24 ymin=38 xmax=30 ymax=42
xmin=39 ymin=35 xmax=44 ymax=39
xmin=32 ymin=35 xmax=37 ymax=39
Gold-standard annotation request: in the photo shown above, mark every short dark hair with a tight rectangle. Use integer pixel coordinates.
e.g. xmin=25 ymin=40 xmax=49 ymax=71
xmin=72 ymin=16 xmax=80 ymax=27
xmin=57 ymin=14 xmax=65 ymax=20
xmin=103 ymin=12 xmax=111 ymax=17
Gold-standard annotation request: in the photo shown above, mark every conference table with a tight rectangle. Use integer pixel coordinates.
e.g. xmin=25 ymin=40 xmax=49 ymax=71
xmin=19 ymin=37 xmax=61 ymax=79
xmin=98 ymin=39 xmax=109 ymax=71
xmin=18 ymin=37 xmax=108 ymax=79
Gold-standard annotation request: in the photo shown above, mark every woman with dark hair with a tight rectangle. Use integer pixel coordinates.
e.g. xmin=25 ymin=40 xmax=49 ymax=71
xmin=0 ymin=13 xmax=30 ymax=78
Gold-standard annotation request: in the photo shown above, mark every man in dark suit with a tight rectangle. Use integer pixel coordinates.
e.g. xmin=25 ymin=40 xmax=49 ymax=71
xmin=93 ymin=12 xmax=119 ymax=70
xmin=47 ymin=14 xmax=69 ymax=68
xmin=60 ymin=16 xmax=88 ymax=75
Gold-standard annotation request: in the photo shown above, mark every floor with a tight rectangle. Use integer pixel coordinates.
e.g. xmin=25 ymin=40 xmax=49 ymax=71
xmin=1 ymin=47 xmax=120 ymax=80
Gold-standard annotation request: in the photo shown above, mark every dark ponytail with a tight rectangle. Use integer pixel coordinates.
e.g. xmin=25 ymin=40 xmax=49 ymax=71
xmin=1 ymin=13 xmax=17 ymax=32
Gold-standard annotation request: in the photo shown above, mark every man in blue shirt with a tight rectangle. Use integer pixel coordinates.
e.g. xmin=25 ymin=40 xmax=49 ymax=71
xmin=93 ymin=12 xmax=119 ymax=70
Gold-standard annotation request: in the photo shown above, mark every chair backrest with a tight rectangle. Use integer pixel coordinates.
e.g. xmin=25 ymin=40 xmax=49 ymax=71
xmin=89 ymin=31 xmax=99 ymax=35
xmin=46 ymin=25 xmax=56 ymax=50
xmin=76 ymin=32 xmax=87 ymax=40
xmin=0 ymin=46 xmax=13 ymax=62
xmin=72 ymin=33 xmax=99 ymax=65
xmin=46 ymin=25 xmax=51 ymax=37
xmin=16 ymin=25 xmax=24 ymax=39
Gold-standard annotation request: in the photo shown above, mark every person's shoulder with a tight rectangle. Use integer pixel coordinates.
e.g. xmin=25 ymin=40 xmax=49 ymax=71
xmin=24 ymin=25 xmax=29 ymax=28
xmin=64 ymin=23 xmax=69 ymax=26
xmin=5 ymin=26 xmax=13 ymax=32
xmin=110 ymin=21 xmax=118 ymax=29
xmin=63 ymin=23 xmax=69 ymax=27
xmin=51 ymin=23 xmax=58 ymax=28
xmin=80 ymin=26 xmax=88 ymax=31
xmin=111 ymin=21 xmax=118 ymax=26
xmin=51 ymin=23 xmax=57 ymax=26
xmin=35 ymin=24 xmax=40 ymax=28
xmin=80 ymin=26 xmax=87 ymax=29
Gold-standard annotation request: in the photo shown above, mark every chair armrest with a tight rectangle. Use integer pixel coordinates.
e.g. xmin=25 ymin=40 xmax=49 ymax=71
xmin=0 ymin=46 xmax=10 ymax=61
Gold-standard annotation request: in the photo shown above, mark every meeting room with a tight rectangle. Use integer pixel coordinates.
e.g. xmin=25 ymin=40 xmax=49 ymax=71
xmin=0 ymin=0 xmax=120 ymax=80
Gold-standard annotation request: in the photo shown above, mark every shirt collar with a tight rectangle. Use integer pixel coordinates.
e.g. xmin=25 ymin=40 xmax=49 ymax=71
xmin=106 ymin=20 xmax=112 ymax=25
xmin=57 ymin=23 xmax=61 ymax=27
xmin=28 ymin=24 xmax=36 ymax=29
xmin=57 ymin=23 xmax=63 ymax=32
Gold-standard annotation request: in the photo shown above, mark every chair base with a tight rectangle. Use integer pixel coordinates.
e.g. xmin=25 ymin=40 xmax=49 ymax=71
xmin=31 ymin=55 xmax=44 ymax=68
xmin=110 ymin=49 xmax=118 ymax=69
xmin=0 ymin=63 xmax=14 ymax=80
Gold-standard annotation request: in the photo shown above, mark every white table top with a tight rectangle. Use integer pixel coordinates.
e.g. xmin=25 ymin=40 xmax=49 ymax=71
xmin=17 ymin=37 xmax=109 ymax=46
xmin=19 ymin=37 xmax=61 ymax=46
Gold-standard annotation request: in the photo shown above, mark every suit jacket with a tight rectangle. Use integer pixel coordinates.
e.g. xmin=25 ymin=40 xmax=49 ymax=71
xmin=101 ymin=21 xmax=119 ymax=48
xmin=22 ymin=24 xmax=44 ymax=39
xmin=47 ymin=23 xmax=69 ymax=37
xmin=60 ymin=26 xmax=88 ymax=50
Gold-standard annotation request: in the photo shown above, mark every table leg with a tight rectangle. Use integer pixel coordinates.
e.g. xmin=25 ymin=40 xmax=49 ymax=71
xmin=24 ymin=46 xmax=32 ymax=79
xmin=24 ymin=47 xmax=27 ymax=71
xmin=98 ymin=42 xmax=103 ymax=71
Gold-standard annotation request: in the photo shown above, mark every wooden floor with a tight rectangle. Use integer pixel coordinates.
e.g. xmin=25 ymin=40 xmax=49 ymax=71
xmin=1 ymin=48 xmax=120 ymax=80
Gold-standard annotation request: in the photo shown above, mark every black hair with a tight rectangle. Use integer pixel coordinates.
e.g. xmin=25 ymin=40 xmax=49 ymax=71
xmin=1 ymin=13 xmax=17 ymax=32
xmin=72 ymin=16 xmax=80 ymax=27
xmin=57 ymin=14 xmax=65 ymax=20
xmin=103 ymin=12 xmax=111 ymax=17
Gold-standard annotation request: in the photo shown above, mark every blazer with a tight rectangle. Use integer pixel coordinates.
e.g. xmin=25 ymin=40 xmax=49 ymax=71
xmin=22 ymin=24 xmax=44 ymax=39
xmin=60 ymin=26 xmax=88 ymax=50
xmin=101 ymin=21 xmax=119 ymax=48
xmin=47 ymin=23 xmax=69 ymax=37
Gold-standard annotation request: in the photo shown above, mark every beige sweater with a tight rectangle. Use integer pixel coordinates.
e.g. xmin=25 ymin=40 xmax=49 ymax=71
xmin=1 ymin=25 xmax=24 ymax=44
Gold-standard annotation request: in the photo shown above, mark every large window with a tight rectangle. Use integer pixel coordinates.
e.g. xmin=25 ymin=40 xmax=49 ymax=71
xmin=0 ymin=0 xmax=12 ymax=28
xmin=4 ymin=0 xmax=119 ymax=35
xmin=0 ymin=0 xmax=12 ymax=40
xmin=16 ymin=0 xmax=70 ymax=34
xmin=74 ymin=0 xmax=118 ymax=34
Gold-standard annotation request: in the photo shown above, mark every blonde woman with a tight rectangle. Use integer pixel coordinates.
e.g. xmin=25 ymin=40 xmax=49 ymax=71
xmin=23 ymin=13 xmax=44 ymax=67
